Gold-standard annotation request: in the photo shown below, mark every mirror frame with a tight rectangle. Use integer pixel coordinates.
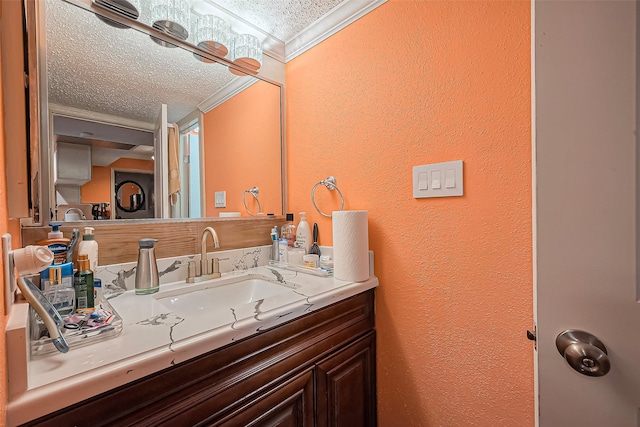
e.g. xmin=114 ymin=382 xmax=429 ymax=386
xmin=28 ymin=0 xmax=287 ymax=224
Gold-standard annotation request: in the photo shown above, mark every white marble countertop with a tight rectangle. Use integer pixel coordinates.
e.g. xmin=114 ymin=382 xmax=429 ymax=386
xmin=6 ymin=264 xmax=378 ymax=426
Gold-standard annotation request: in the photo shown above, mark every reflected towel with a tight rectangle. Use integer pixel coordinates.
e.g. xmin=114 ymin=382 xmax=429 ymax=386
xmin=168 ymin=123 xmax=180 ymax=207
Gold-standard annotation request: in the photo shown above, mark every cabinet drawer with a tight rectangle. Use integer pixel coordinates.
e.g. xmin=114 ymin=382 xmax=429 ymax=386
xmin=209 ymin=368 xmax=315 ymax=427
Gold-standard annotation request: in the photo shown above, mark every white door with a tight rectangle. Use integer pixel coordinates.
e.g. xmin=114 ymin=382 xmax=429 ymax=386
xmin=535 ymin=1 xmax=639 ymax=426
xmin=154 ymin=104 xmax=169 ymax=218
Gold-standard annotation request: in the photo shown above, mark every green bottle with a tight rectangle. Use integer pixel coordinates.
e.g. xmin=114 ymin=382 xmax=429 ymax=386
xmin=74 ymin=254 xmax=94 ymax=311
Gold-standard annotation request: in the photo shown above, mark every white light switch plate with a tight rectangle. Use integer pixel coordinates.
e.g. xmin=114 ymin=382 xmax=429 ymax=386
xmin=214 ymin=191 xmax=226 ymax=208
xmin=413 ymin=160 xmax=463 ymax=198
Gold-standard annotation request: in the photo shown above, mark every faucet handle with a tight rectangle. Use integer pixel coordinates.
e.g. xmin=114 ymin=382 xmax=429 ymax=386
xmin=186 ymin=261 xmax=196 ymax=283
xmin=212 ymin=258 xmax=220 ymax=274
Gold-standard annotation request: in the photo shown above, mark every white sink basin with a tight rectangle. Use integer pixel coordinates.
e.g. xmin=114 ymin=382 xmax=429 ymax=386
xmin=154 ymin=275 xmax=294 ymax=315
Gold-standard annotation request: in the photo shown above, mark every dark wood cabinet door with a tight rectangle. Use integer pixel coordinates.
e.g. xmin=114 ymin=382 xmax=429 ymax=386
xmin=209 ymin=368 xmax=315 ymax=427
xmin=316 ymin=332 xmax=376 ymax=427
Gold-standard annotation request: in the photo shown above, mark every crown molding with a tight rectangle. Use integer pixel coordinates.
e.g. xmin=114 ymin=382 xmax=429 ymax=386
xmin=284 ymin=0 xmax=387 ymax=62
xmin=197 ymin=77 xmax=258 ymax=113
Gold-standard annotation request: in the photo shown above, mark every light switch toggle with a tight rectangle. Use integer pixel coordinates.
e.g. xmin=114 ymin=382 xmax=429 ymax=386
xmin=418 ymin=172 xmax=428 ymax=190
xmin=412 ymin=160 xmax=463 ymax=198
xmin=214 ymin=191 xmax=226 ymax=208
xmin=445 ymin=169 xmax=456 ymax=188
xmin=431 ymin=171 xmax=441 ymax=189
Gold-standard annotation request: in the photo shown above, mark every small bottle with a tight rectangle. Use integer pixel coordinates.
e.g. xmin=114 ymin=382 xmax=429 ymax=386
xmin=282 ymin=213 xmax=296 ymax=247
xmin=43 ymin=265 xmax=75 ymax=316
xmin=270 ymin=227 xmax=279 ymax=262
xmin=278 ymin=239 xmax=288 ymax=263
xmin=74 ymin=254 xmax=94 ymax=311
xmin=78 ymin=227 xmax=98 ymax=273
xmin=93 ymin=278 xmax=103 ymax=305
xmin=295 ymin=212 xmax=311 ymax=254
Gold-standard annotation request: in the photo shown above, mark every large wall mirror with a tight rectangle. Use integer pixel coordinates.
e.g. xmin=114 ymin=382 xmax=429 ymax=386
xmin=32 ymin=0 xmax=285 ymax=222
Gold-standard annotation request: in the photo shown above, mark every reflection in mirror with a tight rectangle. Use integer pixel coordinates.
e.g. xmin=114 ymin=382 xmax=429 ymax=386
xmin=116 ymin=180 xmax=145 ymax=213
xmin=37 ymin=0 xmax=284 ymax=222
xmin=112 ymin=171 xmax=154 ymax=219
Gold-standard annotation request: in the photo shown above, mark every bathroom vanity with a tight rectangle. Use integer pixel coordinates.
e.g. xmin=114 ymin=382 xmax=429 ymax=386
xmin=24 ymin=290 xmax=375 ymax=426
xmin=7 ymin=256 xmax=378 ymax=426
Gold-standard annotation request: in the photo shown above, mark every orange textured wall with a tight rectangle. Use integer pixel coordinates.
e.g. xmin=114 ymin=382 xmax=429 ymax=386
xmin=286 ymin=1 xmax=533 ymax=425
xmin=203 ymin=80 xmax=281 ymax=217
xmin=81 ymin=158 xmax=154 ymax=204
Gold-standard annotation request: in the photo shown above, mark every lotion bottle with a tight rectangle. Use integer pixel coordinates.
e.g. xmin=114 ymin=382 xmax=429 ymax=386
xmin=78 ymin=227 xmax=98 ymax=273
xmin=37 ymin=222 xmax=70 ymax=265
xmin=295 ymin=212 xmax=311 ymax=253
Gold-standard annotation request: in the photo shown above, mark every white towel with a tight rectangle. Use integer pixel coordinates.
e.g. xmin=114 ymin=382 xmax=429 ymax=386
xmin=168 ymin=123 xmax=180 ymax=207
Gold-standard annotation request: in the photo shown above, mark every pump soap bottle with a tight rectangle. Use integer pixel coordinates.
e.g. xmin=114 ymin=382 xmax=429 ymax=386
xmin=37 ymin=222 xmax=70 ymax=265
xmin=282 ymin=213 xmax=296 ymax=247
xmin=78 ymin=227 xmax=98 ymax=273
xmin=295 ymin=212 xmax=311 ymax=254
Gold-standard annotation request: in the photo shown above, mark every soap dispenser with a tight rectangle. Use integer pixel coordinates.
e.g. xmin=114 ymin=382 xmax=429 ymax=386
xmin=37 ymin=222 xmax=70 ymax=265
xmin=295 ymin=212 xmax=311 ymax=253
xmin=135 ymin=238 xmax=159 ymax=295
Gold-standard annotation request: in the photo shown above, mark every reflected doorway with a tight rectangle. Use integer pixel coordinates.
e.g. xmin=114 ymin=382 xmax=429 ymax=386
xmin=112 ymin=170 xmax=154 ymax=219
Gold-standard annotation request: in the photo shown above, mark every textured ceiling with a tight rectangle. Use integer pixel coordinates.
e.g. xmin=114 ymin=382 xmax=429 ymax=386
xmin=46 ymin=0 xmax=238 ymax=125
xmin=203 ymin=0 xmax=344 ymax=42
xmin=45 ymin=0 xmax=347 ymax=126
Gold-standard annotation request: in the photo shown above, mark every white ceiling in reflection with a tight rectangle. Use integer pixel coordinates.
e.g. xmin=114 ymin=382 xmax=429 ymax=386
xmin=45 ymin=0 xmax=379 ymax=125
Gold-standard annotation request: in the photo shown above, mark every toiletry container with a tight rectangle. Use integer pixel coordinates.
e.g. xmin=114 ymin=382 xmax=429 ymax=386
xmin=320 ymin=255 xmax=333 ymax=270
xmin=270 ymin=227 xmax=279 ymax=261
xmin=303 ymin=254 xmax=319 ymax=268
xmin=278 ymin=239 xmax=289 ymax=263
xmin=42 ymin=263 xmax=75 ymax=315
xmin=74 ymin=254 xmax=94 ymax=310
xmin=78 ymin=226 xmax=98 ymax=272
xmin=135 ymin=238 xmax=159 ymax=294
xmin=296 ymin=212 xmax=311 ymax=253
xmin=37 ymin=222 xmax=70 ymax=265
xmin=93 ymin=278 xmax=103 ymax=304
xmin=282 ymin=213 xmax=296 ymax=247
xmin=288 ymin=247 xmax=305 ymax=266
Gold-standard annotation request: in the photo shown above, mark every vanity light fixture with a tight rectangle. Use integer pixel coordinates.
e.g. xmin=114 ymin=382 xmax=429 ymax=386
xmin=196 ymin=15 xmax=232 ymax=57
xmin=92 ymin=0 xmax=264 ymax=74
xmin=92 ymin=0 xmax=139 ymax=29
xmin=232 ymin=34 xmax=263 ymax=71
xmin=150 ymin=0 xmax=190 ymax=47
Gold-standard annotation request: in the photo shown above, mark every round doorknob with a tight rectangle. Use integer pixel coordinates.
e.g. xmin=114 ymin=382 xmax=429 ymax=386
xmin=556 ymin=330 xmax=610 ymax=377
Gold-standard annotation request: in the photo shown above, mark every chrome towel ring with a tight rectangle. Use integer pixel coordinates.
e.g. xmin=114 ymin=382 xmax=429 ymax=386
xmin=311 ymin=176 xmax=344 ymax=218
xmin=242 ymin=186 xmax=262 ymax=216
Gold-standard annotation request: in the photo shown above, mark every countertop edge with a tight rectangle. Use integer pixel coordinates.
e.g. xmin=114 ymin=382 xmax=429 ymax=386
xmin=6 ymin=276 xmax=378 ymax=426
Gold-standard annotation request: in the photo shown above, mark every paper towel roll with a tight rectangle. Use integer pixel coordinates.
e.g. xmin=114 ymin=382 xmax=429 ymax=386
xmin=332 ymin=210 xmax=369 ymax=282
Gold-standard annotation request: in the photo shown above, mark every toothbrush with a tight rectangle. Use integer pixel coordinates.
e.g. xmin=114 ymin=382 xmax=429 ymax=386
xmin=66 ymin=228 xmax=80 ymax=263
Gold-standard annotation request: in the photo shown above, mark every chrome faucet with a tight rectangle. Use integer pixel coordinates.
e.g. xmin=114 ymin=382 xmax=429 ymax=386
xmin=187 ymin=227 xmax=221 ymax=283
